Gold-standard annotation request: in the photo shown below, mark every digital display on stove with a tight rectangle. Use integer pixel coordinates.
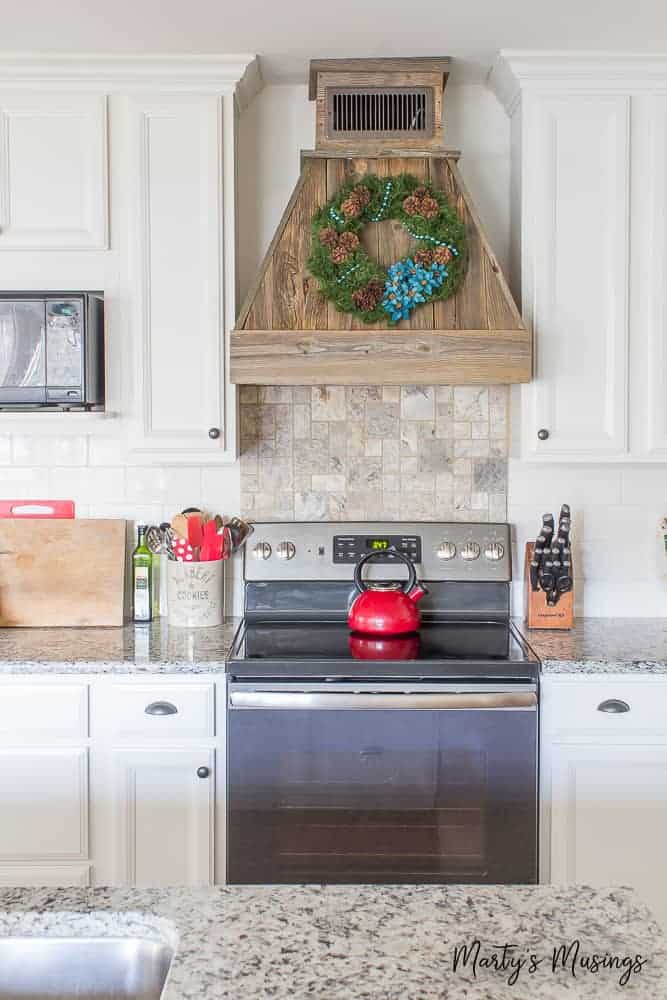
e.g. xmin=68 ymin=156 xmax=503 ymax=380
xmin=367 ymin=538 xmax=390 ymax=550
xmin=333 ymin=533 xmax=422 ymax=563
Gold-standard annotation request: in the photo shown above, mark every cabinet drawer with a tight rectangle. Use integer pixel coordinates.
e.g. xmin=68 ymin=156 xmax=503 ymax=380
xmin=109 ymin=683 xmax=215 ymax=740
xmin=542 ymin=679 xmax=667 ymax=735
xmin=0 ymin=684 xmax=88 ymax=742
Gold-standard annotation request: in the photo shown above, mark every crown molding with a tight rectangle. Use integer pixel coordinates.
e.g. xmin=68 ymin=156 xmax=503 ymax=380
xmin=489 ymin=50 xmax=667 ymax=114
xmin=0 ymin=53 xmax=262 ymax=106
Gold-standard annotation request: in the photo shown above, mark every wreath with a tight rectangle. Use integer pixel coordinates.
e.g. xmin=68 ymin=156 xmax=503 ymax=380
xmin=307 ymin=172 xmax=466 ymax=324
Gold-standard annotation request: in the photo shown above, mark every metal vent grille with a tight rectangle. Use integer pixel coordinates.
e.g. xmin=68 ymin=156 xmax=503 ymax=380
xmin=327 ymin=87 xmax=433 ymax=139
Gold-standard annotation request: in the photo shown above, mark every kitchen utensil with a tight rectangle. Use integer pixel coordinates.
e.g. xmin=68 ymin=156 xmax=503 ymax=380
xmin=220 ymin=525 xmax=232 ymax=561
xmin=0 ymin=500 xmax=75 ymax=519
xmin=161 ymin=524 xmax=175 ymax=561
xmin=173 ymin=537 xmax=195 ymax=562
xmin=186 ymin=513 xmax=204 ymax=551
xmin=171 ymin=513 xmax=189 ymax=541
xmin=348 ymin=547 xmax=427 ymax=636
xmin=227 ymin=516 xmax=252 ymax=551
xmin=145 ymin=525 xmax=164 ymax=555
xmin=200 ymin=519 xmax=220 ymax=562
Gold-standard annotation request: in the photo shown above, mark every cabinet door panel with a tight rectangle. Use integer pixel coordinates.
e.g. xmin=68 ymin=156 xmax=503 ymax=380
xmin=523 ymin=95 xmax=630 ymax=459
xmin=112 ymin=748 xmax=213 ymax=887
xmin=634 ymin=96 xmax=667 ymax=457
xmin=0 ymin=864 xmax=90 ymax=887
xmin=124 ymin=95 xmax=230 ymax=463
xmin=0 ymin=749 xmax=88 ymax=860
xmin=550 ymin=743 xmax=667 ymax=929
xmin=0 ymin=94 xmax=108 ymax=249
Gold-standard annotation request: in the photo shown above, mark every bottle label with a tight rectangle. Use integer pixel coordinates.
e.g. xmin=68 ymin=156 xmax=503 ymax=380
xmin=134 ymin=566 xmax=151 ymax=621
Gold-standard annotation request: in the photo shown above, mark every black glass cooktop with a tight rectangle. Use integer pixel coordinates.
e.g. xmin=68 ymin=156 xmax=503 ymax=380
xmin=227 ymin=619 xmax=539 ymax=681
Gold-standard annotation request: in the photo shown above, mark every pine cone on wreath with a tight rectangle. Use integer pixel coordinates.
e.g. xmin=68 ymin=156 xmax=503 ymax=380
xmin=434 ymin=245 xmax=453 ymax=265
xmin=352 ymin=279 xmax=385 ymax=312
xmin=414 ymin=249 xmax=435 ymax=267
xmin=330 ymin=245 xmax=349 ymax=264
xmin=319 ymin=226 xmax=339 ymax=248
xmin=403 ymin=195 xmax=419 ymax=216
xmin=420 ymin=197 xmax=440 ymax=220
xmin=341 ymin=197 xmax=361 ymax=218
xmin=338 ymin=231 xmax=360 ymax=252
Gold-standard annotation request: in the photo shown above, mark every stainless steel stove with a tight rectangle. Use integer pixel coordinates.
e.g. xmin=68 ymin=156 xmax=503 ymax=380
xmin=226 ymin=521 xmax=539 ymax=886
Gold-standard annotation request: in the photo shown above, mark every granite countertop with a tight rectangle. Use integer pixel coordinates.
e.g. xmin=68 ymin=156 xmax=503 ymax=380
xmin=0 ymin=884 xmax=665 ymax=999
xmin=516 ymin=618 xmax=667 ymax=675
xmin=0 ymin=619 xmax=240 ymax=674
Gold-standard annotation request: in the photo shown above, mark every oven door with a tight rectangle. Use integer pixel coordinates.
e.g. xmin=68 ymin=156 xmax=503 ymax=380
xmin=226 ymin=683 xmax=537 ymax=885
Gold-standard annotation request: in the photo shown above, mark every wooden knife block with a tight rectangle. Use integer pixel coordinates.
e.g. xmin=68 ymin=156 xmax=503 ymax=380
xmin=523 ymin=542 xmax=574 ymax=630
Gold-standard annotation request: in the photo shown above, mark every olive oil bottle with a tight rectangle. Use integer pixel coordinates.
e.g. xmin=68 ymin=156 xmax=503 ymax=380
xmin=132 ymin=524 xmax=153 ymax=622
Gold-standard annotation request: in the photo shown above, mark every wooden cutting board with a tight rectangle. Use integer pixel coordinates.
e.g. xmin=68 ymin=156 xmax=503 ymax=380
xmin=0 ymin=519 xmax=126 ymax=627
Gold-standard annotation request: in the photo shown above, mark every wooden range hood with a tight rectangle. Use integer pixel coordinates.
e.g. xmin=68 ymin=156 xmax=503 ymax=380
xmin=231 ymin=58 xmax=531 ymax=386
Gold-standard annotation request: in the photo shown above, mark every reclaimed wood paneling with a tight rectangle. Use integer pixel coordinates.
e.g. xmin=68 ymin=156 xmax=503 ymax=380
xmin=231 ymin=328 xmax=531 ymax=385
xmin=235 ymin=152 xmax=530 ymax=385
xmin=272 ymin=159 xmax=327 ymax=330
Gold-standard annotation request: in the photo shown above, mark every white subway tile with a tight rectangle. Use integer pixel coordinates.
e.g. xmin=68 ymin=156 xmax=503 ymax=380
xmin=12 ymin=435 xmax=88 ymax=467
xmin=88 ymin=436 xmax=128 ymax=466
xmin=621 ymin=466 xmax=667 ymax=505
xmin=201 ymin=466 xmax=241 ymax=514
xmin=0 ymin=436 xmax=11 ymax=465
xmin=48 ymin=467 xmax=126 ymax=503
xmin=508 ymin=460 xmax=622 ymax=506
xmin=125 ymin=467 xmax=202 ymax=508
xmin=0 ymin=467 xmax=50 ymax=498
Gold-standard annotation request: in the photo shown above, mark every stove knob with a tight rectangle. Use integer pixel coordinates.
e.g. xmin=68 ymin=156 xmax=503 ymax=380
xmin=252 ymin=541 xmax=272 ymax=560
xmin=437 ymin=541 xmax=457 ymax=560
xmin=484 ymin=541 xmax=505 ymax=561
xmin=276 ymin=541 xmax=296 ymax=560
xmin=460 ymin=541 xmax=481 ymax=561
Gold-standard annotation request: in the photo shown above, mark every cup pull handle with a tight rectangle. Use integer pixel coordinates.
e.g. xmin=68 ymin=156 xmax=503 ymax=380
xmin=145 ymin=701 xmax=178 ymax=716
xmin=597 ymin=699 xmax=630 ymax=714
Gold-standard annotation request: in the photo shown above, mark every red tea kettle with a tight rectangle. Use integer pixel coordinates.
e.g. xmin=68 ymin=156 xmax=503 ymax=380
xmin=348 ymin=547 xmax=427 ymax=636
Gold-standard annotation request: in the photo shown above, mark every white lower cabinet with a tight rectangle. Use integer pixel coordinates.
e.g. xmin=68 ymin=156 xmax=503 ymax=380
xmin=0 ymin=675 xmax=225 ymax=888
xmin=541 ymin=676 xmax=667 ymax=929
xmin=111 ymin=747 xmax=214 ymax=887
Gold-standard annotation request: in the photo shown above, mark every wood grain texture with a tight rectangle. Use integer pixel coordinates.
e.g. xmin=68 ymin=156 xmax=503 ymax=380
xmin=231 ymin=328 xmax=531 ymax=385
xmin=234 ymin=152 xmax=530 ymax=385
xmin=308 ymin=58 xmax=451 ymax=100
xmin=272 ymin=159 xmax=327 ymax=330
xmin=0 ymin=519 xmax=126 ymax=627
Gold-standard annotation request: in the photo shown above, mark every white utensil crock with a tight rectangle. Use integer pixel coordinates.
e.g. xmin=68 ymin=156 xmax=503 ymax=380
xmin=167 ymin=560 xmax=224 ymax=628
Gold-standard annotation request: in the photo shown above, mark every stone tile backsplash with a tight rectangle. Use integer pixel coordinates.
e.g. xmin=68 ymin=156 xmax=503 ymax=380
xmin=239 ymin=385 xmax=509 ymax=522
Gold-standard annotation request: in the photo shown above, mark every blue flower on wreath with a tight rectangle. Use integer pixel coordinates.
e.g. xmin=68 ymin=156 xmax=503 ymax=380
xmin=382 ymin=259 xmax=448 ymax=322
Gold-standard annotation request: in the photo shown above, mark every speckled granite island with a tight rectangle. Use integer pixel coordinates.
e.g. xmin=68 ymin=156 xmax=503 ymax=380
xmin=516 ymin=618 xmax=667 ymax=674
xmin=0 ymin=618 xmax=240 ymax=674
xmin=0 ymin=884 xmax=665 ymax=999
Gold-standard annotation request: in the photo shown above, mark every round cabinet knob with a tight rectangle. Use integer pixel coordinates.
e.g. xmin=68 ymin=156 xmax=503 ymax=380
xmin=537 ymin=428 xmax=549 ymax=441
xmin=196 ymin=766 xmax=210 ymax=779
xmin=276 ymin=541 xmax=296 ymax=560
xmin=437 ymin=541 xmax=457 ymax=560
xmin=252 ymin=541 xmax=272 ymax=560
xmin=208 ymin=427 xmax=221 ymax=440
xmin=460 ymin=541 xmax=481 ymax=561
xmin=484 ymin=541 xmax=505 ymax=561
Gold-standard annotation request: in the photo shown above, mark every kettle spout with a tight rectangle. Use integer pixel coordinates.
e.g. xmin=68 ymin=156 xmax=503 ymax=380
xmin=408 ymin=585 xmax=428 ymax=604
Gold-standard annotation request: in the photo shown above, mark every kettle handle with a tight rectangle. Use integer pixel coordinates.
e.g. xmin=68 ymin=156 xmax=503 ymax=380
xmin=354 ymin=546 xmax=417 ymax=595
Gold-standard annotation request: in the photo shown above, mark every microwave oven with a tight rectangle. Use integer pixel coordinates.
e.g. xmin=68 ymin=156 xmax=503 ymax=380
xmin=0 ymin=292 xmax=104 ymax=410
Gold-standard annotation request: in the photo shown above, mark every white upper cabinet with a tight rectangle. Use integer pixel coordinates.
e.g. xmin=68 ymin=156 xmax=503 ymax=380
xmin=123 ymin=93 xmax=233 ymax=463
xmin=0 ymin=93 xmax=108 ymax=250
xmin=491 ymin=54 xmax=667 ymax=462
xmin=522 ymin=95 xmax=630 ymax=459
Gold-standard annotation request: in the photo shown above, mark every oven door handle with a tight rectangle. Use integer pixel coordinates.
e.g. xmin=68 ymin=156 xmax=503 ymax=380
xmin=228 ymin=691 xmax=537 ymax=711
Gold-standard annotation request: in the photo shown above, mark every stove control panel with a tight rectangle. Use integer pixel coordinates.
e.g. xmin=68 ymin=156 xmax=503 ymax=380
xmin=244 ymin=522 xmax=512 ymax=583
xmin=333 ymin=534 xmax=422 ymax=564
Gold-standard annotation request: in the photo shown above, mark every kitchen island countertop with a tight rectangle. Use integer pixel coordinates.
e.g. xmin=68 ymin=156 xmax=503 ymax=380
xmin=515 ymin=617 xmax=667 ymax=674
xmin=0 ymin=618 xmax=240 ymax=674
xmin=0 ymin=884 xmax=664 ymax=999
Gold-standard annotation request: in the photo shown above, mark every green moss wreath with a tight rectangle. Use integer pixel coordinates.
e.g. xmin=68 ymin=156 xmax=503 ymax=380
xmin=307 ymin=172 xmax=466 ymax=324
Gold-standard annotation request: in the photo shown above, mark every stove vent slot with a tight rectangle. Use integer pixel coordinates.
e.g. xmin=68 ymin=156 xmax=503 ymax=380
xmin=327 ymin=87 xmax=433 ymax=139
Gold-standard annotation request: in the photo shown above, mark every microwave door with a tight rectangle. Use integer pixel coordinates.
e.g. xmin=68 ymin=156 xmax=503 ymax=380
xmin=46 ymin=299 xmax=83 ymax=404
xmin=0 ymin=300 xmax=46 ymax=404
